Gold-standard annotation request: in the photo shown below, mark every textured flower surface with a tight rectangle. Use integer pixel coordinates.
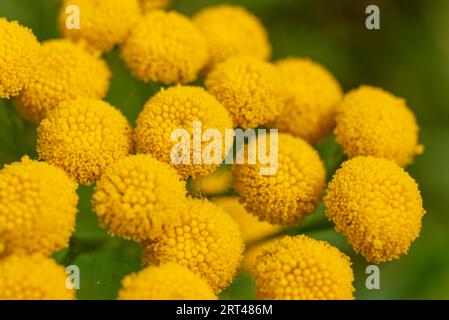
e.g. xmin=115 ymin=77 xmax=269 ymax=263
xmin=118 ymin=263 xmax=216 ymax=300
xmin=273 ymin=57 xmax=343 ymax=144
xmin=0 ymin=18 xmax=41 ymax=99
xmin=121 ymin=10 xmax=208 ymax=84
xmin=141 ymin=0 xmax=171 ymax=12
xmin=255 ymin=235 xmax=354 ymax=300
xmin=0 ymin=157 xmax=78 ymax=257
xmin=324 ymin=156 xmax=425 ymax=263
xmin=0 ymin=254 xmax=75 ymax=300
xmin=15 ymin=39 xmax=111 ymax=123
xmin=193 ymin=5 xmax=271 ymax=68
xmin=135 ymin=86 xmax=233 ymax=179
xmin=93 ymin=155 xmax=187 ymax=242
xmin=335 ymin=85 xmax=423 ymax=166
xmin=233 ymin=133 xmax=326 ymax=226
xmin=37 ymin=99 xmax=132 ymax=185
xmin=59 ymin=0 xmax=141 ymax=52
xmin=205 ymin=56 xmax=284 ymax=128
xmin=143 ymin=198 xmax=244 ymax=293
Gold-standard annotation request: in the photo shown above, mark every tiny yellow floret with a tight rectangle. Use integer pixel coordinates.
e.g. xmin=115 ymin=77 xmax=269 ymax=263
xmin=205 ymin=56 xmax=284 ymax=128
xmin=121 ymin=10 xmax=208 ymax=84
xmin=324 ymin=156 xmax=425 ymax=263
xmin=255 ymin=235 xmax=355 ymax=300
xmin=274 ymin=57 xmax=343 ymax=144
xmin=37 ymin=99 xmax=132 ymax=185
xmin=135 ymin=86 xmax=233 ymax=179
xmin=141 ymin=0 xmax=171 ymax=12
xmin=59 ymin=0 xmax=141 ymax=52
xmin=0 ymin=156 xmax=78 ymax=257
xmin=118 ymin=263 xmax=216 ymax=300
xmin=0 ymin=18 xmax=41 ymax=98
xmin=0 ymin=254 xmax=75 ymax=300
xmin=233 ymin=133 xmax=326 ymax=226
xmin=143 ymin=198 xmax=244 ymax=293
xmin=15 ymin=39 xmax=111 ymax=123
xmin=335 ymin=85 xmax=423 ymax=166
xmin=93 ymin=155 xmax=187 ymax=242
xmin=193 ymin=5 xmax=271 ymax=68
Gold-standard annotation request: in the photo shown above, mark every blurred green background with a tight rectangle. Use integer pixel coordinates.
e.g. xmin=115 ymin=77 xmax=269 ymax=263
xmin=1 ymin=0 xmax=449 ymax=299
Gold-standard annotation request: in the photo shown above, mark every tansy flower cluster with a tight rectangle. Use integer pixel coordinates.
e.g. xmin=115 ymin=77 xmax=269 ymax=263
xmin=0 ymin=2 xmax=425 ymax=301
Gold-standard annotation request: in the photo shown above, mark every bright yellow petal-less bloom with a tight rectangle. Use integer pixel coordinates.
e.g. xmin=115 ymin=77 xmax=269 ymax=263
xmin=59 ymin=0 xmax=141 ymax=52
xmin=205 ymin=56 xmax=284 ymax=128
xmin=0 ymin=18 xmax=41 ymax=99
xmin=143 ymin=198 xmax=244 ymax=293
xmin=118 ymin=263 xmax=216 ymax=300
xmin=233 ymin=133 xmax=326 ymax=226
xmin=324 ymin=156 xmax=425 ymax=263
xmin=0 ymin=156 xmax=77 ymax=257
xmin=93 ymin=155 xmax=187 ymax=242
xmin=273 ymin=57 xmax=343 ymax=144
xmin=15 ymin=39 xmax=111 ymax=123
xmin=0 ymin=254 xmax=75 ymax=300
xmin=121 ymin=10 xmax=208 ymax=84
xmin=135 ymin=86 xmax=233 ymax=179
xmin=335 ymin=85 xmax=423 ymax=166
xmin=255 ymin=235 xmax=355 ymax=300
xmin=37 ymin=99 xmax=133 ymax=185
xmin=141 ymin=0 xmax=171 ymax=12
xmin=193 ymin=5 xmax=271 ymax=68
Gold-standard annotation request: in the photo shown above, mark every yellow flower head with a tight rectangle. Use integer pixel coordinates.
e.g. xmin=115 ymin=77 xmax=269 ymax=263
xmin=141 ymin=0 xmax=171 ymax=12
xmin=121 ymin=10 xmax=208 ymax=84
xmin=135 ymin=86 xmax=233 ymax=179
xmin=205 ymin=56 xmax=284 ymax=128
xmin=273 ymin=57 xmax=343 ymax=144
xmin=59 ymin=0 xmax=141 ymax=52
xmin=37 ymin=99 xmax=132 ymax=185
xmin=324 ymin=156 xmax=425 ymax=263
xmin=189 ymin=168 xmax=234 ymax=197
xmin=193 ymin=4 xmax=271 ymax=68
xmin=15 ymin=39 xmax=111 ymax=123
xmin=143 ymin=198 xmax=244 ymax=293
xmin=0 ymin=156 xmax=77 ymax=257
xmin=0 ymin=18 xmax=41 ymax=99
xmin=118 ymin=263 xmax=216 ymax=300
xmin=255 ymin=235 xmax=355 ymax=300
xmin=233 ymin=133 xmax=326 ymax=226
xmin=93 ymin=154 xmax=187 ymax=242
xmin=0 ymin=254 xmax=75 ymax=300
xmin=335 ymin=85 xmax=423 ymax=166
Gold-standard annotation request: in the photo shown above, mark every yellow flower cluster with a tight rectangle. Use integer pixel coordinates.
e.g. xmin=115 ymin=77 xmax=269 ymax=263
xmin=254 ymin=235 xmax=355 ymax=300
xmin=324 ymin=156 xmax=425 ymax=263
xmin=118 ymin=263 xmax=216 ymax=300
xmin=0 ymin=18 xmax=40 ymax=99
xmin=0 ymin=254 xmax=75 ymax=300
xmin=59 ymin=0 xmax=141 ymax=52
xmin=37 ymin=99 xmax=133 ymax=185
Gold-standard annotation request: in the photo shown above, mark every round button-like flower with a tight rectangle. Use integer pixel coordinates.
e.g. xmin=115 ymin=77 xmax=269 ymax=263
xmin=233 ymin=133 xmax=326 ymax=226
xmin=273 ymin=57 xmax=343 ymax=144
xmin=143 ymin=198 xmax=244 ymax=293
xmin=205 ymin=56 xmax=284 ymax=128
xmin=135 ymin=86 xmax=233 ymax=179
xmin=118 ymin=263 xmax=216 ymax=300
xmin=121 ymin=10 xmax=209 ymax=84
xmin=93 ymin=155 xmax=187 ymax=242
xmin=141 ymin=0 xmax=171 ymax=12
xmin=255 ymin=235 xmax=355 ymax=300
xmin=193 ymin=5 xmax=271 ymax=68
xmin=37 ymin=99 xmax=132 ymax=185
xmin=15 ymin=39 xmax=111 ymax=123
xmin=0 ymin=18 xmax=41 ymax=99
xmin=324 ymin=156 xmax=425 ymax=263
xmin=335 ymin=85 xmax=423 ymax=166
xmin=59 ymin=0 xmax=141 ymax=52
xmin=0 ymin=156 xmax=78 ymax=257
xmin=0 ymin=254 xmax=75 ymax=300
